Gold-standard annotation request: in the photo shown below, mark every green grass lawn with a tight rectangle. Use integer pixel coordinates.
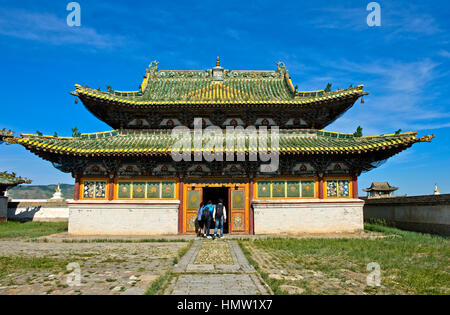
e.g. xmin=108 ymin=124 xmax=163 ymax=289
xmin=240 ymin=224 xmax=449 ymax=295
xmin=0 ymin=221 xmax=68 ymax=239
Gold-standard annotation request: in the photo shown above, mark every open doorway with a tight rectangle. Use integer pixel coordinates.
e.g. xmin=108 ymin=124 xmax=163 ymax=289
xmin=202 ymin=187 xmax=230 ymax=234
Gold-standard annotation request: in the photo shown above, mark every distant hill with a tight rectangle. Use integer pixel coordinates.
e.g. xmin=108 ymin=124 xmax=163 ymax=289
xmin=8 ymin=184 xmax=75 ymax=199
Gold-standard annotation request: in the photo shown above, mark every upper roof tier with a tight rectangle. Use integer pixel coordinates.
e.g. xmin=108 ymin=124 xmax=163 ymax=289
xmin=71 ymin=60 xmax=368 ymax=130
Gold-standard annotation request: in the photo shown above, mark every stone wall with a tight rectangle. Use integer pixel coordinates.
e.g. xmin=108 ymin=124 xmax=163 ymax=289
xmin=253 ymin=199 xmax=365 ymax=234
xmin=68 ymin=200 xmax=180 ymax=236
xmin=7 ymin=199 xmax=69 ymax=222
xmin=363 ymin=194 xmax=450 ymax=236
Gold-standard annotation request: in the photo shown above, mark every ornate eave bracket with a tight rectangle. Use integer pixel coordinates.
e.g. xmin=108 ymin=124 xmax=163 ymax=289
xmin=418 ymin=134 xmax=435 ymax=143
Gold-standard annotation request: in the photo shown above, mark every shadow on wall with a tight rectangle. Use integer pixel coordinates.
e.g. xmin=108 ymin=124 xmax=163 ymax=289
xmin=7 ymin=204 xmax=42 ymax=222
xmin=7 ymin=201 xmax=69 ymax=222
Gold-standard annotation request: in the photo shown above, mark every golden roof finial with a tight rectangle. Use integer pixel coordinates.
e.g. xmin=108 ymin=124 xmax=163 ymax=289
xmin=216 ymin=56 xmax=220 ymax=67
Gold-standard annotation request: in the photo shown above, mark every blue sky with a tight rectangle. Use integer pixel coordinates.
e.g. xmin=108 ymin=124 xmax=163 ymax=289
xmin=0 ymin=0 xmax=449 ymax=196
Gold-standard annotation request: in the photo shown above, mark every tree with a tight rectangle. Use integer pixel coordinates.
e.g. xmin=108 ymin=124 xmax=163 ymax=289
xmin=353 ymin=126 xmax=363 ymax=137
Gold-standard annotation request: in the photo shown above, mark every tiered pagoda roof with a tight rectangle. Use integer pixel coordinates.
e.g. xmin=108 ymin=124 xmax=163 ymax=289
xmin=0 ymin=59 xmax=433 ymax=174
xmin=71 ymin=60 xmax=368 ymax=130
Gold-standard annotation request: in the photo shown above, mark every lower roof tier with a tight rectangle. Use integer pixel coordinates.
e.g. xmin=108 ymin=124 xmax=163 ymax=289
xmin=2 ymin=129 xmax=433 ymax=158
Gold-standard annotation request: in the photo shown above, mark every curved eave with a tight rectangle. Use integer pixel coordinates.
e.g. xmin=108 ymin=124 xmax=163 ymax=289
xmin=72 ymin=85 xmax=367 ymax=108
xmin=4 ymin=131 xmax=432 ymax=160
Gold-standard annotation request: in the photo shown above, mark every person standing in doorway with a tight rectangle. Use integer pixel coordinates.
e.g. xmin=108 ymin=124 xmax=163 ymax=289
xmin=213 ymin=199 xmax=227 ymax=239
xmin=195 ymin=202 xmax=205 ymax=237
xmin=202 ymin=200 xmax=214 ymax=238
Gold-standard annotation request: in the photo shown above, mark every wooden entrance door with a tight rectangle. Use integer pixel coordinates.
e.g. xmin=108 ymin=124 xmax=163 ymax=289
xmin=185 ymin=186 xmax=202 ymax=233
xmin=229 ymin=187 xmax=247 ymax=233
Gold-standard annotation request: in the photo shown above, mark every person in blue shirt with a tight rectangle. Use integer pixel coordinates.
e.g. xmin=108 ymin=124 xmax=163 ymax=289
xmin=202 ymin=200 xmax=214 ymax=237
xmin=195 ymin=202 xmax=205 ymax=237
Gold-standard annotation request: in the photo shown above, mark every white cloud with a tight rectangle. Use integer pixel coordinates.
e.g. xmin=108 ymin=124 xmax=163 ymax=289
xmin=316 ymin=58 xmax=449 ymax=134
xmin=0 ymin=9 xmax=125 ymax=49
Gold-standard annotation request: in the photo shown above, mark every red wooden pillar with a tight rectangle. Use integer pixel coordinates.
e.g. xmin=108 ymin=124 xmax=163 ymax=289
xmin=248 ymin=178 xmax=254 ymax=235
xmin=318 ymin=175 xmax=324 ymax=199
xmin=74 ymin=175 xmax=81 ymax=201
xmin=178 ymin=180 xmax=184 ymax=235
xmin=352 ymin=175 xmax=359 ymax=199
xmin=108 ymin=176 xmax=114 ymax=201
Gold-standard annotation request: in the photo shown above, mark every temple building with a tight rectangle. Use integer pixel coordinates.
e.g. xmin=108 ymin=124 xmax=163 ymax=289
xmin=363 ymin=182 xmax=399 ymax=198
xmin=0 ymin=59 xmax=433 ymax=235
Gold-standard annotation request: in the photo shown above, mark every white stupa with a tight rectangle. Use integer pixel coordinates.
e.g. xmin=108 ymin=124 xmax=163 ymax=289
xmin=434 ymin=184 xmax=440 ymax=195
xmin=50 ymin=184 xmax=64 ymax=200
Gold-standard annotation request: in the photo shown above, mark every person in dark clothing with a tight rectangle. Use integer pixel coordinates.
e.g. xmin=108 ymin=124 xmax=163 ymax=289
xmin=213 ymin=199 xmax=227 ymax=239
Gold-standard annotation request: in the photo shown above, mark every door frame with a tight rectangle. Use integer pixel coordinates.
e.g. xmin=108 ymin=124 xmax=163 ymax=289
xmin=182 ymin=179 xmax=249 ymax=234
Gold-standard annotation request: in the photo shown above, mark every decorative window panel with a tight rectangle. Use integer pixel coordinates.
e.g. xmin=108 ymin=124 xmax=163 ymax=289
xmin=301 ymin=181 xmax=315 ymax=198
xmin=231 ymin=190 xmax=245 ymax=209
xmin=272 ymin=181 xmax=286 ymax=198
xmin=326 ymin=180 xmax=350 ymax=198
xmin=338 ymin=180 xmax=350 ymax=197
xmin=94 ymin=182 xmax=106 ymax=198
xmin=147 ymin=182 xmax=160 ymax=199
xmin=133 ymin=182 xmax=146 ymax=199
xmin=117 ymin=181 xmax=176 ymax=199
xmin=83 ymin=181 xmax=107 ymax=199
xmin=326 ymin=181 xmax=338 ymax=197
xmin=257 ymin=179 xmax=316 ymax=199
xmin=287 ymin=181 xmax=300 ymax=198
xmin=83 ymin=181 xmax=95 ymax=199
xmin=258 ymin=181 xmax=271 ymax=198
xmin=162 ymin=182 xmax=175 ymax=199
xmin=118 ymin=182 xmax=132 ymax=199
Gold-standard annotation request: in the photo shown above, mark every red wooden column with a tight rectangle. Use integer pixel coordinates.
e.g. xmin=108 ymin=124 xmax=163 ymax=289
xmin=352 ymin=175 xmax=359 ymax=199
xmin=108 ymin=176 xmax=115 ymax=201
xmin=178 ymin=179 xmax=184 ymax=235
xmin=248 ymin=178 xmax=254 ymax=235
xmin=74 ymin=175 xmax=81 ymax=201
xmin=318 ymin=175 xmax=324 ymax=199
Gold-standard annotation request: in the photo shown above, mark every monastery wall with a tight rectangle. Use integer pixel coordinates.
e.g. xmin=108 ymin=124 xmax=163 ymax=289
xmin=252 ymin=199 xmax=364 ymax=234
xmin=7 ymin=200 xmax=69 ymax=222
xmin=68 ymin=201 xmax=180 ymax=235
xmin=363 ymin=194 xmax=450 ymax=236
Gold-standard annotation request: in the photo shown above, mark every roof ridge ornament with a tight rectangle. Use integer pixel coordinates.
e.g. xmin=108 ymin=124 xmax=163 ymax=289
xmin=216 ymin=56 xmax=220 ymax=67
xmin=149 ymin=60 xmax=159 ymax=72
xmin=276 ymin=61 xmax=286 ymax=72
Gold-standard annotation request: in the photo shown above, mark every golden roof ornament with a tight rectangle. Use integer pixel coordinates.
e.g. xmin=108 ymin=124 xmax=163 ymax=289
xmin=216 ymin=56 xmax=220 ymax=67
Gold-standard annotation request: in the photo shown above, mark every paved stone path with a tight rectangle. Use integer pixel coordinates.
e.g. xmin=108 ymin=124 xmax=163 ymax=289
xmin=164 ymin=240 xmax=271 ymax=295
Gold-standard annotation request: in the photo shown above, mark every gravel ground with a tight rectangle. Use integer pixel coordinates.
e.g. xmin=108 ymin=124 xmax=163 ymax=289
xmin=0 ymin=240 xmax=187 ymax=295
